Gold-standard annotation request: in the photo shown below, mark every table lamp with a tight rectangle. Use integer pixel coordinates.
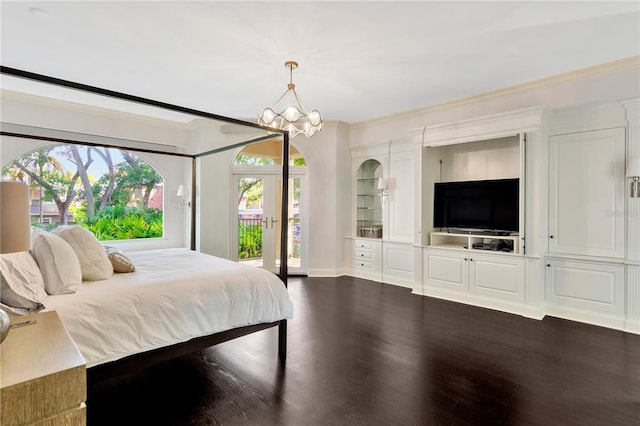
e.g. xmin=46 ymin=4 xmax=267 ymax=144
xmin=0 ymin=181 xmax=32 ymax=343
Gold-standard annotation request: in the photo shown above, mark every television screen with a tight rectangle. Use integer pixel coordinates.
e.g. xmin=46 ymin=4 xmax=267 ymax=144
xmin=433 ymin=178 xmax=519 ymax=232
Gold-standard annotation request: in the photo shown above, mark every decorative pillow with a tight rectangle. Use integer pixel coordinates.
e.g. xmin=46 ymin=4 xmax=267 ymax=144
xmin=31 ymin=227 xmax=82 ymax=295
xmin=0 ymin=301 xmax=33 ymax=316
xmin=52 ymin=225 xmax=113 ymax=281
xmin=104 ymin=246 xmax=136 ymax=273
xmin=0 ymin=251 xmax=46 ymax=312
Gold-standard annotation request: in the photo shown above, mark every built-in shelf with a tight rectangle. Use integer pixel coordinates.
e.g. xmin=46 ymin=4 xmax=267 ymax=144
xmin=429 ymin=232 xmax=520 ymax=255
xmin=356 ymin=160 xmax=383 ymax=238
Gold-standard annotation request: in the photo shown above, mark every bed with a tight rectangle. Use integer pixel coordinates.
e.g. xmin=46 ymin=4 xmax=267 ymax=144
xmin=0 ymin=66 xmax=294 ymax=382
xmin=43 ymin=248 xmax=293 ymax=381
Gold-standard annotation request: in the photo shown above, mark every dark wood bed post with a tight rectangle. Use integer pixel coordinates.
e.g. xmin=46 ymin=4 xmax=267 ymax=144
xmin=278 ymin=131 xmax=290 ymax=363
xmin=190 ymin=157 xmax=197 ymax=251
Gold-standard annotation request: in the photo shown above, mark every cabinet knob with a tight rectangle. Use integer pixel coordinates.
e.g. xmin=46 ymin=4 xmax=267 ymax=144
xmin=549 ymin=235 xmax=554 ymax=239
xmin=464 ymin=258 xmax=468 ymax=261
xmin=546 ymin=264 xmax=551 ymax=267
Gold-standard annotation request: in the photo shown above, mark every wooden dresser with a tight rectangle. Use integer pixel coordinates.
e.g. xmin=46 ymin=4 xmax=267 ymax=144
xmin=1 ymin=310 xmax=86 ymax=425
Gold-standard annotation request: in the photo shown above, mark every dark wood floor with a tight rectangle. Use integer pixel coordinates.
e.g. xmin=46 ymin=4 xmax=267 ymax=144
xmin=87 ymin=276 xmax=640 ymax=425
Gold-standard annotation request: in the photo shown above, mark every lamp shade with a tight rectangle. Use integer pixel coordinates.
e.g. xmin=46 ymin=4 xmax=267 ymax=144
xmin=0 ymin=181 xmax=31 ymax=254
xmin=377 ymin=178 xmax=387 ymax=190
xmin=627 ymin=158 xmax=640 ymax=178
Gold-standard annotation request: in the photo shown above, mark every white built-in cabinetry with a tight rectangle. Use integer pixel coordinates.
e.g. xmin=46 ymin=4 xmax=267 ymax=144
xmin=545 ymin=259 xmax=625 ymax=328
xmin=346 ymin=101 xmax=640 ymax=334
xmin=412 ymin=107 xmax=544 ymax=319
xmin=351 ymin=237 xmax=382 ymax=281
xmin=548 ymin=127 xmax=626 ymax=258
xmin=545 ymin=116 xmax=631 ymax=330
xmin=425 ymin=248 xmax=526 ymax=314
xmin=347 ymin=139 xmax=416 ymax=288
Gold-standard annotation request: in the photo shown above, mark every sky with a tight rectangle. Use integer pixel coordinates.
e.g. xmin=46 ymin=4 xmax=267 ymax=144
xmin=52 ymin=145 xmax=126 ymax=179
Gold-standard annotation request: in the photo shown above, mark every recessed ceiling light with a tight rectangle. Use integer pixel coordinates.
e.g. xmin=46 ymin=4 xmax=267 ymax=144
xmin=29 ymin=7 xmax=50 ymax=18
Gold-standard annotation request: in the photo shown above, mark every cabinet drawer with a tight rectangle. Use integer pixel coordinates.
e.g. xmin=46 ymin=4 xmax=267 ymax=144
xmin=354 ymin=250 xmax=372 ymax=259
xmin=354 ymin=240 xmax=373 ymax=250
xmin=353 ymin=259 xmax=373 ymax=269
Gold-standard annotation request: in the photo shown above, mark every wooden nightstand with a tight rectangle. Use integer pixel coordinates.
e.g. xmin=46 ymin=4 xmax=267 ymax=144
xmin=1 ymin=310 xmax=86 ymax=426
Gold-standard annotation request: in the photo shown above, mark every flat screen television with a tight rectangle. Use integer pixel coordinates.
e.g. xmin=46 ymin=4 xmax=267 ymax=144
xmin=433 ymin=178 xmax=519 ymax=233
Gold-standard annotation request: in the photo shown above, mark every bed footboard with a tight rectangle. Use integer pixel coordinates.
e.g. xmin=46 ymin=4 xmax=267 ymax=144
xmin=88 ymin=321 xmax=282 ymax=383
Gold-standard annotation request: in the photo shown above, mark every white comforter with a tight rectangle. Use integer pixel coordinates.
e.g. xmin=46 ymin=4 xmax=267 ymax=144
xmin=44 ymin=248 xmax=293 ymax=367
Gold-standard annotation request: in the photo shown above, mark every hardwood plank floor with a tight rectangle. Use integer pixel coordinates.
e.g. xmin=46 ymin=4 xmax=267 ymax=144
xmin=87 ymin=276 xmax=640 ymax=425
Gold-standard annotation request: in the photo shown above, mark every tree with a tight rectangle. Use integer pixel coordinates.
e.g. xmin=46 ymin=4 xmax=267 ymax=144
xmin=5 ymin=147 xmax=81 ymax=224
xmin=66 ymin=145 xmax=95 ymax=218
xmin=117 ymin=151 xmax=162 ymax=208
xmin=9 ymin=156 xmax=80 ymax=225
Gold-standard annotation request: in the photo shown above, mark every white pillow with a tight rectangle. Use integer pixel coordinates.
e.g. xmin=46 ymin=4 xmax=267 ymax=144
xmin=31 ymin=227 xmax=82 ymax=295
xmin=0 ymin=251 xmax=46 ymax=312
xmin=52 ymin=225 xmax=113 ymax=281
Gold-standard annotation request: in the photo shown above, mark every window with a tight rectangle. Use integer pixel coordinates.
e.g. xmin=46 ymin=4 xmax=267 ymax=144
xmin=232 ymin=139 xmax=306 ymax=166
xmin=1 ymin=144 xmax=164 ymax=241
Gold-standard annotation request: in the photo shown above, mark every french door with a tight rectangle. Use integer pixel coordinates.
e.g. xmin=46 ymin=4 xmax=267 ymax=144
xmin=233 ymin=170 xmax=306 ymax=275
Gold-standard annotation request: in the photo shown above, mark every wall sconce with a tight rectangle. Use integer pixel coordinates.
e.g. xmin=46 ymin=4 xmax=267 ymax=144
xmin=627 ymin=158 xmax=640 ymax=198
xmin=377 ymin=177 xmax=388 ymax=202
xmin=176 ymin=185 xmax=191 ymax=207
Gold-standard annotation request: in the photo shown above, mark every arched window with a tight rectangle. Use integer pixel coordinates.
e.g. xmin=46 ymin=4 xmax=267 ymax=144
xmin=1 ymin=144 xmax=164 ymax=241
xmin=232 ymin=139 xmax=306 ymax=166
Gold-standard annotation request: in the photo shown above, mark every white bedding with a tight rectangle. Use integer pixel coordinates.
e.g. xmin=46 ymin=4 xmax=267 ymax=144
xmin=44 ymin=248 xmax=293 ymax=368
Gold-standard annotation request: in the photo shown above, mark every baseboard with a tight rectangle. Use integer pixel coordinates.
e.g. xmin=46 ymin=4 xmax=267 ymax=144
xmin=423 ymin=285 xmax=541 ymax=320
xmin=624 ymin=318 xmax=640 ymax=335
xmin=381 ymin=275 xmax=413 ymax=289
xmin=545 ymin=304 xmax=627 ymax=332
xmin=307 ymin=268 xmax=344 ymax=278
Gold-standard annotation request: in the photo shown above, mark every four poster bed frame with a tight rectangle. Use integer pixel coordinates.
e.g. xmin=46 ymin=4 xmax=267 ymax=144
xmin=0 ymin=66 xmax=291 ymax=383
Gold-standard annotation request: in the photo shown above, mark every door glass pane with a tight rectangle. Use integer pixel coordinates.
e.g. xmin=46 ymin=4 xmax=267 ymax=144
xmin=237 ymin=177 xmax=264 ymax=268
xmin=289 ymin=177 xmax=301 ymax=269
xmin=237 ymin=175 xmax=303 ymax=274
xmin=274 ymin=177 xmax=302 ymax=271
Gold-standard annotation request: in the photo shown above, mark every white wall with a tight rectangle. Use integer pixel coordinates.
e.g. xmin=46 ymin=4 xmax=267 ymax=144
xmin=1 ymin=91 xmax=190 ymax=149
xmin=292 ymin=122 xmax=351 ymax=276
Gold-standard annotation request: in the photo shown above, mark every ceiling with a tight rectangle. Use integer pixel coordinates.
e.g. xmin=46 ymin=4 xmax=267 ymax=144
xmin=1 ymin=1 xmax=639 ymax=125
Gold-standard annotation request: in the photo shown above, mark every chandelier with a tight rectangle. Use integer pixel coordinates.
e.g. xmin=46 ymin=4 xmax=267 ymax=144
xmin=258 ymin=61 xmax=323 ymax=138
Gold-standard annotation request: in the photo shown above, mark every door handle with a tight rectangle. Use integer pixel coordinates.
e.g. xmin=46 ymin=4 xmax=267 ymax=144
xmin=270 ymin=217 xmax=278 ymax=228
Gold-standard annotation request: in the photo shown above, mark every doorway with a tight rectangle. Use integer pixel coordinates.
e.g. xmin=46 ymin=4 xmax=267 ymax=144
xmin=231 ymin=140 xmax=307 ymax=275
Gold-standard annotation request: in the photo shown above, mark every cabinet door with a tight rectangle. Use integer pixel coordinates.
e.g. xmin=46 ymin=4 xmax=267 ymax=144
xmin=382 ymin=242 xmax=415 ymax=287
xmin=389 ymin=149 xmax=414 ymax=242
xmin=468 ymin=254 xmax=525 ymax=301
xmin=545 ymin=259 xmax=624 ymax=316
xmin=425 ymin=249 xmax=468 ymax=291
xmin=548 ymin=128 xmax=625 ymax=258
